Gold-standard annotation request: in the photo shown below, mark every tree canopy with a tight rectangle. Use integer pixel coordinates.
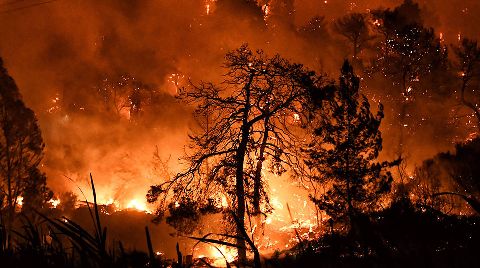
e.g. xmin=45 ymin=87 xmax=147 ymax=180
xmin=148 ymin=45 xmax=325 ymax=264
xmin=0 ymin=58 xmax=51 ymax=246
xmin=304 ymin=61 xmax=397 ymax=225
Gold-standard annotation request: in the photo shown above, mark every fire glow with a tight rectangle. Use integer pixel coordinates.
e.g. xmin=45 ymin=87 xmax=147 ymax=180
xmin=2 ymin=0 xmax=480 ymax=266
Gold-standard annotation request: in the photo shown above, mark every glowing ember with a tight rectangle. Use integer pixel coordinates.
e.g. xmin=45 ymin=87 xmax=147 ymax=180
xmin=127 ymin=199 xmax=149 ymax=212
xmin=209 ymin=245 xmax=237 ymax=267
xmin=205 ymin=0 xmax=216 ymax=16
xmin=168 ymin=73 xmax=185 ymax=94
xmin=48 ymin=198 xmax=61 ymax=208
xmin=262 ymin=4 xmax=270 ymax=19
xmin=293 ymin=113 xmax=300 ymax=123
xmin=126 ymin=199 xmax=151 ymax=213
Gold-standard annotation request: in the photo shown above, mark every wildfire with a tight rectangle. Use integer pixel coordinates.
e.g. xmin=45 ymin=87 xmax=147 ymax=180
xmin=126 ymin=199 xmax=151 ymax=213
xmin=168 ymin=73 xmax=185 ymax=94
xmin=292 ymin=113 xmax=301 ymax=123
xmin=209 ymin=245 xmax=237 ymax=267
xmin=205 ymin=0 xmax=216 ymax=15
xmin=48 ymin=198 xmax=61 ymax=208
xmin=262 ymin=4 xmax=270 ymax=20
xmin=47 ymin=94 xmax=61 ymax=113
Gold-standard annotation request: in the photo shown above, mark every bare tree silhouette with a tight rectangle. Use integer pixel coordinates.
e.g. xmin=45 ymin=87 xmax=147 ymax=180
xmin=148 ymin=45 xmax=324 ymax=266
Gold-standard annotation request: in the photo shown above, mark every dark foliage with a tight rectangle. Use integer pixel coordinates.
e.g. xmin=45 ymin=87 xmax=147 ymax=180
xmin=271 ymin=199 xmax=480 ymax=268
xmin=0 ymin=57 xmax=53 ymax=248
xmin=334 ymin=13 xmax=374 ymax=59
xmin=304 ymin=61 xmax=397 ymax=225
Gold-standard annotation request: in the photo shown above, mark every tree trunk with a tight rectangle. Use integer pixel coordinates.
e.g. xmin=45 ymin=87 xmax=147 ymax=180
xmin=234 ymin=73 xmax=255 ymax=265
xmin=235 ymin=136 xmax=248 ymax=264
xmin=253 ymin=114 xmax=270 ymax=215
xmin=4 ymin=120 xmax=14 ymax=249
xmin=460 ymin=75 xmax=480 ymax=133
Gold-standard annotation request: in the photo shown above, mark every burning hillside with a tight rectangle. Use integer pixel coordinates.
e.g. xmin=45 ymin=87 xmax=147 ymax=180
xmin=1 ymin=0 xmax=480 ymax=267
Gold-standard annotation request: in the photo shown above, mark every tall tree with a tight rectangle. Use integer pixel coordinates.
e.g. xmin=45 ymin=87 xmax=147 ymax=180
xmin=0 ymin=58 xmax=49 ymax=246
xmin=334 ymin=13 xmax=374 ymax=60
xmin=371 ymin=0 xmax=447 ymax=155
xmin=148 ymin=45 xmax=323 ymax=266
xmin=453 ymin=38 xmax=480 ymax=133
xmin=304 ymin=61 xmax=397 ymax=227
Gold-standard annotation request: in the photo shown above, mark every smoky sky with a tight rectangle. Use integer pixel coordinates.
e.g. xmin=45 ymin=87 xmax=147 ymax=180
xmin=0 ymin=0 xmax=479 ymax=203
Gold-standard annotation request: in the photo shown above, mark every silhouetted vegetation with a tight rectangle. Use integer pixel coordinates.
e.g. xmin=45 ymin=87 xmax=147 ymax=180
xmin=2 ymin=0 xmax=480 ymax=267
xmin=304 ymin=61 xmax=398 ymax=228
xmin=0 ymin=58 xmax=53 ymax=249
xmin=147 ymin=45 xmax=325 ymax=266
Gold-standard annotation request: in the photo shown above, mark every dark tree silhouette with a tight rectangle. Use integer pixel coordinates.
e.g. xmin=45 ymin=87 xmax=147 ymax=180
xmin=304 ymin=61 xmax=397 ymax=227
xmin=453 ymin=38 xmax=480 ymax=133
xmin=410 ymin=159 xmax=443 ymax=209
xmin=420 ymin=138 xmax=480 ymax=214
xmin=0 ymin=58 xmax=50 ymax=247
xmin=148 ymin=45 xmax=323 ymax=266
xmin=334 ymin=13 xmax=374 ymax=59
xmin=371 ymin=0 xmax=423 ymax=60
xmin=21 ymin=168 xmax=53 ymax=213
xmin=371 ymin=1 xmax=447 ymax=156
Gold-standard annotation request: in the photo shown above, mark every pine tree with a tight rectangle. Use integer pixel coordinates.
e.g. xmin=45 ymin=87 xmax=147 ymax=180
xmin=305 ymin=61 xmax=397 ymax=226
xmin=334 ymin=13 xmax=374 ymax=60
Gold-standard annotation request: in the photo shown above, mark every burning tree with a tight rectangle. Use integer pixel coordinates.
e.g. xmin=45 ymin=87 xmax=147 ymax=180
xmin=0 ymin=58 xmax=51 ymax=246
xmin=147 ymin=45 xmax=323 ymax=266
xmin=304 ymin=61 xmax=397 ymax=229
xmin=453 ymin=38 xmax=480 ymax=133
xmin=370 ymin=0 xmax=448 ymax=156
xmin=334 ymin=13 xmax=374 ymax=60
